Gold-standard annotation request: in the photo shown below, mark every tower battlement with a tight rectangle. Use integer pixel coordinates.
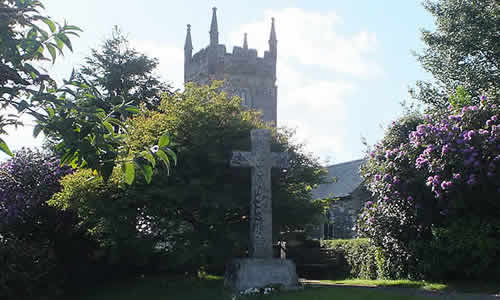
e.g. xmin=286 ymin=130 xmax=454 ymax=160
xmin=184 ymin=8 xmax=278 ymax=124
xmin=186 ymin=45 xmax=275 ymax=82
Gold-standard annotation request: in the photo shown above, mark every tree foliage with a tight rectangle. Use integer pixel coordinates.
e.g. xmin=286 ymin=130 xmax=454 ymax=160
xmin=40 ymin=79 xmax=175 ymax=183
xmin=0 ymin=1 xmax=174 ymax=183
xmin=51 ymin=82 xmax=326 ymax=272
xmin=0 ymin=0 xmax=80 ymax=156
xmin=359 ymin=93 xmax=500 ymax=279
xmin=78 ymin=26 xmax=170 ymax=113
xmin=412 ymin=0 xmax=500 ymax=108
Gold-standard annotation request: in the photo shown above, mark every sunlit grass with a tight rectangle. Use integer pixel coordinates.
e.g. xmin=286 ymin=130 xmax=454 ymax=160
xmin=321 ymin=279 xmax=447 ymax=291
xmin=316 ymin=279 xmax=499 ymax=294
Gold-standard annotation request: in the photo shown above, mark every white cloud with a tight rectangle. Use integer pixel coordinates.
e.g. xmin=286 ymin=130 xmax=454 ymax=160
xmin=231 ymin=7 xmax=381 ymax=78
xmin=279 ymin=79 xmax=354 ymax=162
xmin=230 ymin=8 xmax=379 ymax=163
xmin=130 ymin=40 xmax=184 ymax=89
xmin=3 ymin=8 xmax=379 ymax=165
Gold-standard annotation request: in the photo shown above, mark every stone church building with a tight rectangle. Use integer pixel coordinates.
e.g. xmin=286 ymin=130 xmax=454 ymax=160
xmin=184 ymin=7 xmax=278 ymax=124
xmin=183 ymin=8 xmax=370 ymax=240
xmin=311 ymin=159 xmax=371 ymax=239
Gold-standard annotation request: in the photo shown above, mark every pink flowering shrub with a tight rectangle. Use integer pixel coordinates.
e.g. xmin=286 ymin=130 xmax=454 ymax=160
xmin=0 ymin=148 xmax=71 ymax=226
xmin=359 ymin=96 xmax=500 ymax=279
xmin=0 ymin=149 xmax=98 ymax=298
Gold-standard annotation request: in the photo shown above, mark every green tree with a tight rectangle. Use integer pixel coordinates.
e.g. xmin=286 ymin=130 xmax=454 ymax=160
xmin=51 ymin=82 xmax=326 ymax=272
xmin=78 ymin=26 xmax=169 ymax=114
xmin=0 ymin=0 xmax=174 ymax=181
xmin=0 ymin=0 xmax=80 ymax=156
xmin=412 ymin=0 xmax=500 ymax=108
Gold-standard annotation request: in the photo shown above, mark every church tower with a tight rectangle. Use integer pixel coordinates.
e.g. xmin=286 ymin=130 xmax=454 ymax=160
xmin=184 ymin=8 xmax=278 ymax=125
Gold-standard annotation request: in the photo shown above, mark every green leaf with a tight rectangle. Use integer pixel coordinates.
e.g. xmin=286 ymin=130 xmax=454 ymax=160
xmin=95 ymin=110 xmax=106 ymax=120
xmin=46 ymin=44 xmax=57 ymax=63
xmin=107 ymin=117 xmax=122 ymax=127
xmin=103 ymin=121 xmax=114 ymax=134
xmin=57 ymin=34 xmax=73 ymax=51
xmin=33 ymin=124 xmax=43 ymax=138
xmin=36 ymin=26 xmax=49 ymax=40
xmin=27 ymin=28 xmax=37 ymax=39
xmin=17 ymin=99 xmax=29 ymax=111
xmin=163 ymin=147 xmax=177 ymax=166
xmin=142 ymin=151 xmax=156 ymax=168
xmin=125 ymin=106 xmax=140 ymax=114
xmin=42 ymin=18 xmax=56 ymax=33
xmin=60 ymin=150 xmax=74 ymax=165
xmin=124 ymin=162 xmax=135 ymax=185
xmin=46 ymin=106 xmax=55 ymax=117
xmin=55 ymin=37 xmax=64 ymax=50
xmin=141 ymin=164 xmax=153 ymax=184
xmin=156 ymin=149 xmax=170 ymax=168
xmin=69 ymin=68 xmax=76 ymax=80
xmin=65 ymin=31 xmax=81 ymax=37
xmin=0 ymin=138 xmax=13 ymax=157
xmin=63 ymin=25 xmax=82 ymax=32
xmin=158 ymin=132 xmax=170 ymax=148
xmin=55 ymin=141 xmax=65 ymax=152
xmin=69 ymin=152 xmax=80 ymax=168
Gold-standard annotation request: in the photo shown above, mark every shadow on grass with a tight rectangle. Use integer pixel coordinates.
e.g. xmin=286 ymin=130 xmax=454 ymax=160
xmin=443 ymin=281 xmax=500 ymax=294
xmin=77 ymin=275 xmax=438 ymax=300
xmin=79 ymin=275 xmax=231 ymax=300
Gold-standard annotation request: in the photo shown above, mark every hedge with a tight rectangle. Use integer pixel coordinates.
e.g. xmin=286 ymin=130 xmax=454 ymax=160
xmin=321 ymin=238 xmax=386 ymax=279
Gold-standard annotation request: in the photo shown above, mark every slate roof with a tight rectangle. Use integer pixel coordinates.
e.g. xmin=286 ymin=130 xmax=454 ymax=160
xmin=312 ymin=159 xmax=366 ymax=199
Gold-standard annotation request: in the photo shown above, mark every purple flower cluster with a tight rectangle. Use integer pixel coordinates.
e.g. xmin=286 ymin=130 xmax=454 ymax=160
xmin=358 ymin=96 xmax=500 ymax=243
xmin=0 ymin=148 xmax=72 ymax=225
xmin=407 ymin=102 xmax=500 ymax=198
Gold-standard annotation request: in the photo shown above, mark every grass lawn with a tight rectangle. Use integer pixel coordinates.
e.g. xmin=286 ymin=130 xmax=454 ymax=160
xmin=322 ymin=279 xmax=500 ymax=294
xmin=322 ymin=279 xmax=447 ymax=291
xmin=77 ymin=276 xmax=436 ymax=300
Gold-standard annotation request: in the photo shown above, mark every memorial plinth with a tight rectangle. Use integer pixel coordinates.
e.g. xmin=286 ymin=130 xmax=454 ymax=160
xmin=225 ymin=129 xmax=298 ymax=291
xmin=224 ymin=258 xmax=297 ymax=291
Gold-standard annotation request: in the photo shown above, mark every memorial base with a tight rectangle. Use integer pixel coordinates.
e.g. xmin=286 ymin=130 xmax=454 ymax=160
xmin=224 ymin=258 xmax=298 ymax=292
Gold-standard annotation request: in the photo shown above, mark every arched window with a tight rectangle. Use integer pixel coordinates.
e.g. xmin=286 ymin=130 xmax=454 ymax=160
xmin=236 ymin=88 xmax=252 ymax=108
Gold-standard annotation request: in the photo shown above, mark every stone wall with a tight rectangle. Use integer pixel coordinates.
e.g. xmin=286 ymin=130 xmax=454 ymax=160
xmin=185 ymin=44 xmax=277 ymax=124
xmin=324 ymin=185 xmax=371 ymax=239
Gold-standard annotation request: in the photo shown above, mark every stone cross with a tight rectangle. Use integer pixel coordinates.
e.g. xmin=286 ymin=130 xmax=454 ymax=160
xmin=230 ymin=129 xmax=288 ymax=258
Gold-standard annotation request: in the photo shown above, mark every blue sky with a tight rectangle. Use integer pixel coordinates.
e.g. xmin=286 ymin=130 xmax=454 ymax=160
xmin=2 ymin=0 xmax=435 ymax=164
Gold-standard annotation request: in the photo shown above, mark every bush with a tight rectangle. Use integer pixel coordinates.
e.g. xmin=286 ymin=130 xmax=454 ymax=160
xmin=359 ymin=93 xmax=500 ymax=279
xmin=0 ymin=148 xmax=71 ymax=227
xmin=0 ymin=232 xmax=62 ymax=300
xmin=49 ymin=168 xmax=159 ymax=272
xmin=416 ymin=217 xmax=500 ymax=280
xmin=0 ymin=149 xmax=85 ymax=299
xmin=51 ymin=82 xmax=327 ymax=274
xmin=321 ymin=239 xmax=384 ymax=279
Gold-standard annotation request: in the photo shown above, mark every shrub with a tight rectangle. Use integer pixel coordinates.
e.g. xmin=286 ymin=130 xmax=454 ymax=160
xmin=0 ymin=149 xmax=71 ymax=227
xmin=359 ymin=93 xmax=500 ymax=279
xmin=0 ymin=232 xmax=62 ymax=300
xmin=51 ymin=82 xmax=327 ymax=273
xmin=0 ymin=149 xmax=78 ymax=299
xmin=321 ymin=239 xmax=383 ymax=279
xmin=49 ymin=168 xmax=159 ymax=271
xmin=416 ymin=216 xmax=500 ymax=280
